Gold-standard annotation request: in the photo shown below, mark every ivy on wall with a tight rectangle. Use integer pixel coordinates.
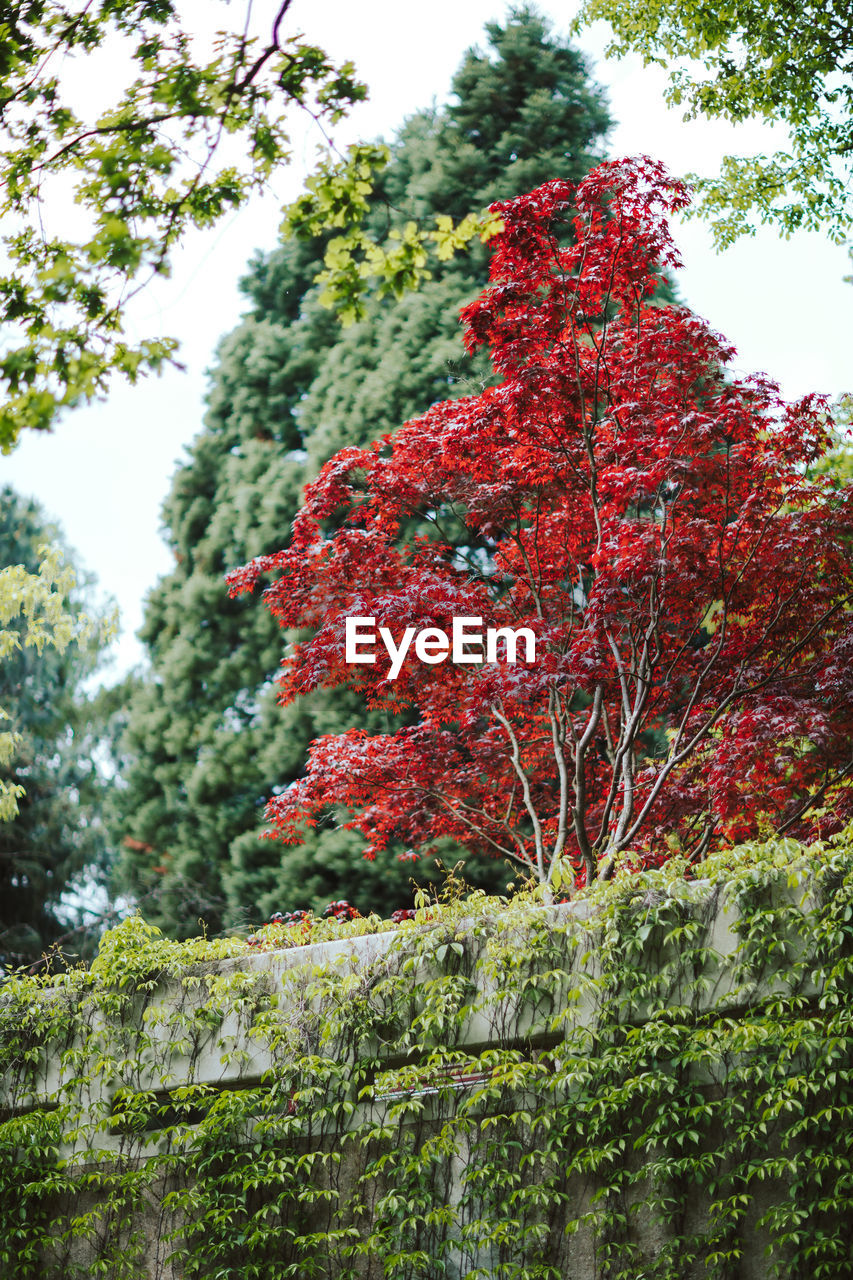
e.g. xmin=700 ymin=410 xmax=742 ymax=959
xmin=2 ymin=830 xmax=853 ymax=1279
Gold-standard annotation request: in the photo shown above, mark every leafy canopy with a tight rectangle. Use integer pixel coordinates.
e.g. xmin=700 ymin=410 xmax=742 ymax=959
xmin=283 ymin=141 xmax=505 ymax=326
xmin=0 ymin=487 xmax=118 ymax=966
xmin=573 ymin=0 xmax=853 ymax=245
xmin=0 ymin=540 xmax=109 ymax=823
xmin=230 ymin=157 xmax=853 ymax=890
xmin=0 ymin=0 xmax=364 ymax=452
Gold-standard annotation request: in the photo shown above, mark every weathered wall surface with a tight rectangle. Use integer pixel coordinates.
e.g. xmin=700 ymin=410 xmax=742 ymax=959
xmin=2 ymin=850 xmax=852 ymax=1279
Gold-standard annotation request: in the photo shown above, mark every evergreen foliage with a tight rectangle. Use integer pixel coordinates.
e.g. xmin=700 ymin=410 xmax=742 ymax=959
xmin=114 ymin=10 xmax=613 ymax=935
xmin=0 ymin=486 xmax=116 ymax=965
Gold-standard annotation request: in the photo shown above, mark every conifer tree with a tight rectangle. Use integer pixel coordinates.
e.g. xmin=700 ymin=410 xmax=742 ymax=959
xmin=115 ymin=9 xmax=612 ymax=934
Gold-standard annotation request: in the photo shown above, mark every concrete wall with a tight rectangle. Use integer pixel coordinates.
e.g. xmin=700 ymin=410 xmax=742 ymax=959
xmin=0 ymin=877 xmax=835 ymax=1278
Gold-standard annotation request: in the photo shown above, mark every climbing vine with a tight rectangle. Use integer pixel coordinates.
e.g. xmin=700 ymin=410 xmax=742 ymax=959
xmin=2 ymin=829 xmax=853 ymax=1278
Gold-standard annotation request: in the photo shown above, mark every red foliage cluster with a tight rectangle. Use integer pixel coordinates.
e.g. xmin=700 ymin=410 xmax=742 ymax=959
xmin=246 ymin=908 xmax=310 ymax=947
xmin=229 ymin=157 xmax=853 ymax=888
xmin=323 ymin=899 xmax=360 ymax=921
xmin=247 ymin=902 xmax=364 ymax=948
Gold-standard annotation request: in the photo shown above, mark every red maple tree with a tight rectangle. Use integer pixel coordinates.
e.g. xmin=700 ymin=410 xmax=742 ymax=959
xmin=228 ymin=157 xmax=853 ymax=890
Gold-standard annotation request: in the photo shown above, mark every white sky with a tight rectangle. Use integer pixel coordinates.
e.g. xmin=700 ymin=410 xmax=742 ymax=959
xmin=2 ymin=0 xmax=851 ymax=679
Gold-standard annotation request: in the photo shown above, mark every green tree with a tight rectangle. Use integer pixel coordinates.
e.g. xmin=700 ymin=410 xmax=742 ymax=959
xmin=0 ymin=0 xmax=366 ymax=452
xmin=0 ymin=543 xmax=87 ymax=824
xmin=0 ymin=487 xmax=117 ymax=965
xmin=114 ymin=9 xmax=612 ymax=935
xmin=573 ymin=0 xmax=853 ymax=245
xmin=0 ymin=0 xmax=368 ymax=932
